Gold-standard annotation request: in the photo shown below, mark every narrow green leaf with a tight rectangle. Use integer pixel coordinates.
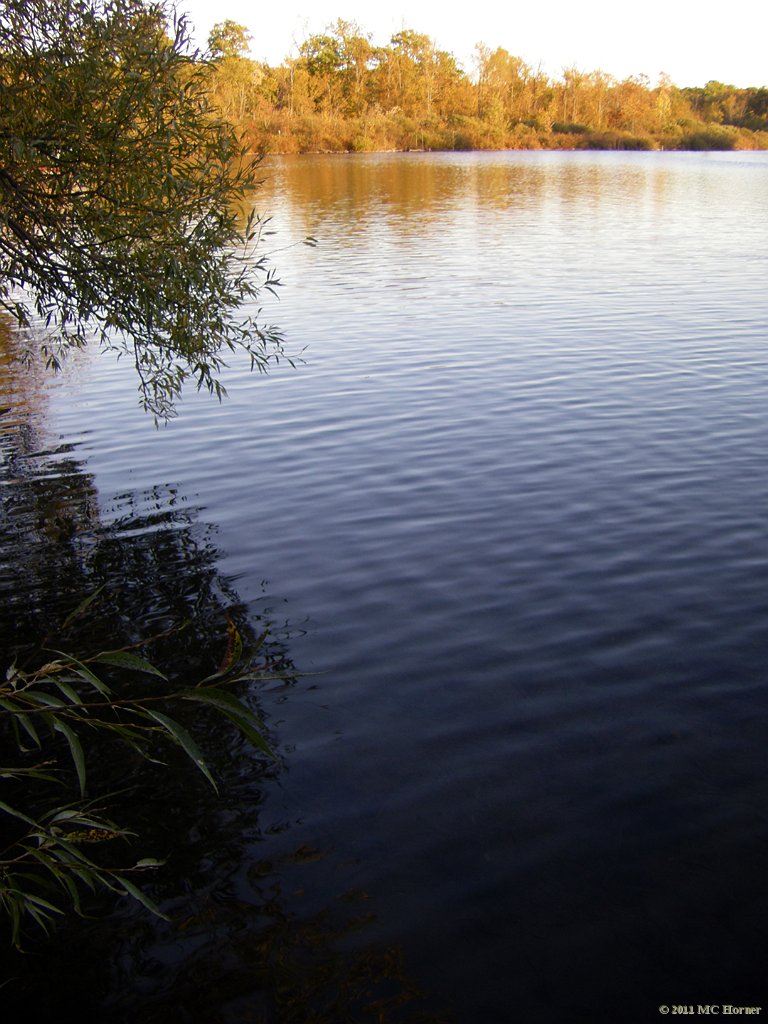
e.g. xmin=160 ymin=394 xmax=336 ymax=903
xmin=60 ymin=587 xmax=105 ymax=630
xmin=0 ymin=707 xmax=42 ymax=749
xmin=26 ymin=904 xmax=55 ymax=932
xmin=23 ymin=892 xmax=64 ymax=914
xmin=46 ymin=838 xmax=102 ymax=870
xmin=0 ymin=764 xmax=58 ymax=783
xmin=52 ymin=680 xmax=82 ymax=704
xmin=180 ymin=689 xmax=273 ymax=757
xmin=14 ymin=874 xmax=60 ymax=904
xmin=103 ymin=722 xmax=150 ymax=748
xmin=0 ymin=799 xmax=39 ymax=828
xmin=218 ymin=709 xmax=274 ymax=757
xmin=30 ymin=901 xmax=61 ymax=931
xmin=92 ymin=651 xmax=167 ymax=678
xmin=52 ymin=721 xmax=87 ymax=796
xmin=23 ymin=847 xmax=64 ymax=877
xmin=49 ymin=809 xmax=82 ymax=823
xmin=22 ymin=690 xmax=68 ymax=708
xmin=19 ymin=712 xmax=42 ymax=748
xmin=58 ymin=873 xmax=82 ymax=914
xmin=142 ymin=708 xmax=218 ymax=792
xmin=65 ymin=866 xmax=97 ymax=892
xmin=113 ymin=874 xmax=169 ymax=920
xmin=45 ymin=652 xmax=112 ymax=696
xmin=180 ymin=686 xmax=255 ymax=718
xmin=7 ymin=896 xmax=21 ymax=947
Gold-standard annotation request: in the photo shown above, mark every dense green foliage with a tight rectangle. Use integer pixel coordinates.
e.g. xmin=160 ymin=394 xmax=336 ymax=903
xmin=204 ymin=18 xmax=768 ymax=153
xmin=0 ymin=0 xmax=285 ymax=419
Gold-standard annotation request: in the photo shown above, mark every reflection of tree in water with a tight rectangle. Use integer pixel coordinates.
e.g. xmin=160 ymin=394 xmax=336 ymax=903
xmin=99 ymin=839 xmax=453 ymax=1024
xmin=0 ymin=390 xmax=449 ymax=1023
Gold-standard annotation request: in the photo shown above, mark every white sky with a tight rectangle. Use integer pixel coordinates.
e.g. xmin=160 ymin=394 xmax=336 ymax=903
xmin=176 ymin=0 xmax=766 ymax=88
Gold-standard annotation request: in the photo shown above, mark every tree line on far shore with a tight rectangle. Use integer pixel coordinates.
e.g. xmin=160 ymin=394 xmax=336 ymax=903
xmin=205 ymin=18 xmax=768 ymax=153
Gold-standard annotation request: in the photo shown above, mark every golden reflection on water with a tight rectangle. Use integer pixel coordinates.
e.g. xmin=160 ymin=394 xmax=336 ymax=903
xmin=256 ymin=151 xmax=668 ymax=240
xmin=0 ymin=315 xmax=46 ymax=420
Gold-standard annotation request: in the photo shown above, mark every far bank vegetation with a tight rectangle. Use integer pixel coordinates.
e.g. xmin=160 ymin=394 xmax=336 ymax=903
xmin=205 ymin=18 xmax=768 ymax=154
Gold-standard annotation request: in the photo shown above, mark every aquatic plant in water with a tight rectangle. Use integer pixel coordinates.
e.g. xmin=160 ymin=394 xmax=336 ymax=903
xmin=0 ymin=593 xmax=277 ymax=948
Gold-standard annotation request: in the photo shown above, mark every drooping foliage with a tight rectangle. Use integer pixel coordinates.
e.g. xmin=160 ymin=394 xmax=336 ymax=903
xmin=0 ymin=0 xmax=285 ymax=419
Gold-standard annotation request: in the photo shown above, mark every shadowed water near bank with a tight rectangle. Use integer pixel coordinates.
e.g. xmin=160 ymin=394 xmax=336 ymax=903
xmin=0 ymin=343 xmax=451 ymax=1022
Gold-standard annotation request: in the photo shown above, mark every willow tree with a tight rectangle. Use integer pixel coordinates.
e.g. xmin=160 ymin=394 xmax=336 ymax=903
xmin=0 ymin=0 xmax=283 ymax=420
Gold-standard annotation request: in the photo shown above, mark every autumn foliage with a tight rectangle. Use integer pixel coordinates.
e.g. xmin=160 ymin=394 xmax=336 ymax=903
xmin=204 ymin=18 xmax=768 ymax=154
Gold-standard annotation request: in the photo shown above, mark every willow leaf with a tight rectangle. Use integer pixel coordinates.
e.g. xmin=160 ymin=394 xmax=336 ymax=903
xmin=52 ymin=680 xmax=82 ymax=705
xmin=113 ymin=874 xmax=169 ymax=920
xmin=25 ymin=903 xmax=56 ymax=933
xmin=218 ymin=709 xmax=273 ymax=758
xmin=180 ymin=689 xmax=273 ymax=757
xmin=0 ymin=799 xmax=39 ymax=828
xmin=6 ymin=895 xmax=21 ymax=947
xmin=60 ymin=586 xmax=105 ymax=630
xmin=52 ymin=720 xmax=87 ymax=796
xmin=180 ymin=686 xmax=256 ymax=719
xmin=49 ymin=809 xmax=83 ymax=824
xmin=45 ymin=652 xmax=112 ymax=696
xmin=23 ymin=892 xmax=64 ymax=914
xmin=142 ymin=708 xmax=218 ymax=792
xmin=6 ymin=710 xmax=41 ymax=750
xmin=58 ymin=873 xmax=82 ymax=914
xmin=92 ymin=651 xmax=167 ymax=678
xmin=19 ymin=713 xmax=42 ymax=748
xmin=23 ymin=690 xmax=68 ymax=708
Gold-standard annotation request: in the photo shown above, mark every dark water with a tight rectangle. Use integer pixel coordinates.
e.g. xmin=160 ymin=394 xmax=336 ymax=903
xmin=3 ymin=151 xmax=768 ymax=1021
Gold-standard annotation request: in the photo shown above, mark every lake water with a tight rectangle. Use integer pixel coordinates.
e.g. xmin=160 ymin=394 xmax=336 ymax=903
xmin=3 ymin=150 xmax=768 ymax=1021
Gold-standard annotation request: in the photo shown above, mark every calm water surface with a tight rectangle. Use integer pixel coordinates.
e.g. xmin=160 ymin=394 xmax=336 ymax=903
xmin=4 ymin=151 xmax=768 ymax=1021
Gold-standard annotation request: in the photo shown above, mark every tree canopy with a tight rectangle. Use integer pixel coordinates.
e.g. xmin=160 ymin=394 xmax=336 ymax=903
xmin=202 ymin=17 xmax=768 ymax=155
xmin=0 ymin=0 xmax=284 ymax=419
xmin=208 ymin=18 xmax=252 ymax=60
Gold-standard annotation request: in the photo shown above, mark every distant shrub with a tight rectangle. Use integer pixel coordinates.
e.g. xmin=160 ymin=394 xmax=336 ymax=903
xmin=581 ymin=130 xmax=656 ymax=150
xmin=451 ymin=131 xmax=474 ymax=150
xmin=679 ymin=127 xmax=738 ymax=150
xmin=551 ymin=122 xmax=589 ymax=134
xmin=740 ymin=114 xmax=768 ymax=132
xmin=350 ymin=132 xmax=375 ymax=152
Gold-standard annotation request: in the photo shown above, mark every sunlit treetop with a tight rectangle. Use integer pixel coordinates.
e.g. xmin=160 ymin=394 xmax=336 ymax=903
xmin=208 ymin=18 xmax=252 ymax=60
